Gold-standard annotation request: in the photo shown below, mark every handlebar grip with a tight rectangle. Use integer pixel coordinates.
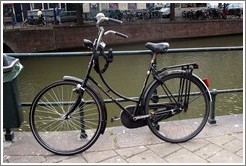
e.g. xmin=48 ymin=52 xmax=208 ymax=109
xmin=115 ymin=32 xmax=128 ymax=38
xmin=108 ymin=18 xmax=123 ymax=24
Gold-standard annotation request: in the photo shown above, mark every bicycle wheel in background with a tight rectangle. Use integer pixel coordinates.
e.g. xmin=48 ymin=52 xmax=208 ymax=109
xmin=29 ymin=80 xmax=104 ymax=155
xmin=145 ymin=72 xmax=210 ymax=143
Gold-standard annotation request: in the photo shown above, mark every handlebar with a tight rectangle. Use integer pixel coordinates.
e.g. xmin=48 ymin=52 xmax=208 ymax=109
xmin=115 ymin=32 xmax=128 ymax=38
xmin=94 ymin=13 xmax=128 ymax=74
xmin=104 ymin=30 xmax=128 ymax=39
xmin=108 ymin=18 xmax=123 ymax=24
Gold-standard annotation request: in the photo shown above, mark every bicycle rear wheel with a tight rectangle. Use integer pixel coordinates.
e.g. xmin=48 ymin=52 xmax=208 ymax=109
xmin=29 ymin=80 xmax=104 ymax=155
xmin=145 ymin=72 xmax=210 ymax=143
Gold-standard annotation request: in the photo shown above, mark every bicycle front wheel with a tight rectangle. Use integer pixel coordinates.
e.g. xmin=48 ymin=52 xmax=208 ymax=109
xmin=145 ymin=72 xmax=210 ymax=143
xmin=29 ymin=80 xmax=104 ymax=155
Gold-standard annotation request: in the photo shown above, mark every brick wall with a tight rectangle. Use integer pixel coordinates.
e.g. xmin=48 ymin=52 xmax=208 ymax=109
xmin=3 ymin=19 xmax=243 ymax=53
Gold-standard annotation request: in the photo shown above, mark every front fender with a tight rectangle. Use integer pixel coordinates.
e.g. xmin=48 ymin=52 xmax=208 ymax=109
xmin=63 ymin=76 xmax=84 ymax=84
xmin=63 ymin=76 xmax=107 ymax=134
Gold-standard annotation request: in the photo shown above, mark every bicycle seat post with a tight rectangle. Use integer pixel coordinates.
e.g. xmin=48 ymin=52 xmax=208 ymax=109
xmin=151 ymin=52 xmax=157 ymax=70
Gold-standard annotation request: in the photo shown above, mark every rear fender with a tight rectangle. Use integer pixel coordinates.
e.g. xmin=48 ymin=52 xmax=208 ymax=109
xmin=63 ymin=76 xmax=107 ymax=134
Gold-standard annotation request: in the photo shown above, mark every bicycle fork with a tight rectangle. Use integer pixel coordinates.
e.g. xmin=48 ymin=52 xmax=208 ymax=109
xmin=64 ymin=84 xmax=84 ymax=119
xmin=63 ymin=84 xmax=88 ymax=138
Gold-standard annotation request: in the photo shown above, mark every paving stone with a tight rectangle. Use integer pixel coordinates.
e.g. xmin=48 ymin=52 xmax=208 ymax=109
xmin=164 ymin=148 xmax=207 ymax=163
xmin=179 ymin=138 xmax=210 ymax=152
xmin=126 ymin=150 xmax=167 ymax=163
xmin=197 ymin=115 xmax=243 ymax=138
xmin=235 ymin=149 xmax=243 ymax=158
xmin=207 ymin=149 xmax=243 ymax=163
xmin=7 ymin=156 xmax=46 ymax=163
xmin=111 ymin=126 xmax=163 ymax=148
xmin=3 ymin=132 xmax=52 ymax=156
xmin=58 ymin=155 xmax=87 ymax=163
xmin=231 ymin=133 xmax=243 ymax=140
xmin=86 ymin=129 xmax=116 ymax=152
xmin=3 ymin=141 xmax=12 ymax=149
xmin=194 ymin=143 xmax=223 ymax=159
xmin=115 ymin=146 xmax=148 ymax=159
xmin=147 ymin=142 xmax=181 ymax=158
xmin=100 ymin=156 xmax=127 ymax=163
xmin=45 ymin=155 xmax=70 ymax=163
xmin=82 ymin=150 xmax=117 ymax=163
xmin=205 ymin=134 xmax=235 ymax=146
xmin=221 ymin=138 xmax=243 ymax=153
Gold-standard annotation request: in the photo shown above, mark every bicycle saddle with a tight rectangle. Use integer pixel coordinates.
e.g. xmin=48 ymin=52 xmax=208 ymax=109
xmin=145 ymin=42 xmax=169 ymax=54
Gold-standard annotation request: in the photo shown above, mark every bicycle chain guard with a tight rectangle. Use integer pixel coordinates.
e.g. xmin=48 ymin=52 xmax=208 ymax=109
xmin=120 ymin=105 xmax=147 ymax=129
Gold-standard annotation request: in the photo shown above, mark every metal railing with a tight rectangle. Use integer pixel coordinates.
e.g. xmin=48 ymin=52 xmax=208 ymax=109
xmin=6 ymin=46 xmax=243 ymax=57
xmin=208 ymin=88 xmax=243 ymax=124
xmin=5 ymin=46 xmax=243 ymax=124
xmin=20 ymin=88 xmax=243 ymax=124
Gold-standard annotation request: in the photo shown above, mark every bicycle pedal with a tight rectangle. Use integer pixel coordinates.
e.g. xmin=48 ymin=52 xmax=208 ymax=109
xmin=111 ymin=116 xmax=120 ymax=122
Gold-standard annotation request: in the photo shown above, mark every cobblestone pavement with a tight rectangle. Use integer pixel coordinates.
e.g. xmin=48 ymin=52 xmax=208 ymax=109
xmin=2 ymin=114 xmax=244 ymax=164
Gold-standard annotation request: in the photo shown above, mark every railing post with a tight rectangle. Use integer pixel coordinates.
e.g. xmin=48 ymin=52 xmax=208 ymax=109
xmin=208 ymin=89 xmax=218 ymax=124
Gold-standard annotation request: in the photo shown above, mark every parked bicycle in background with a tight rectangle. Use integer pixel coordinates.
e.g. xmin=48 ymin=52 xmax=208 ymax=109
xmin=22 ymin=15 xmax=46 ymax=27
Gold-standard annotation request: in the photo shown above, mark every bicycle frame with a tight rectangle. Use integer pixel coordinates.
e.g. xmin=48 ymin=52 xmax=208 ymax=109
xmin=89 ymin=53 xmax=159 ymax=117
xmin=64 ymin=14 xmax=201 ymax=122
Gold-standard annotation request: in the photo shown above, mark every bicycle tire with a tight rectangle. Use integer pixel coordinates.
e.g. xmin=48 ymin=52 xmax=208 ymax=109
xmin=144 ymin=72 xmax=210 ymax=143
xmin=29 ymin=80 xmax=104 ymax=155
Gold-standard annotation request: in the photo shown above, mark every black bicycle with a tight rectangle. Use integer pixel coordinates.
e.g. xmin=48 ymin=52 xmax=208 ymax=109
xmin=22 ymin=15 xmax=46 ymax=27
xmin=29 ymin=13 xmax=212 ymax=155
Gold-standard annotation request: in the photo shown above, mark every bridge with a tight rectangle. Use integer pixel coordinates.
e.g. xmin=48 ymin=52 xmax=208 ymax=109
xmin=3 ymin=19 xmax=243 ymax=53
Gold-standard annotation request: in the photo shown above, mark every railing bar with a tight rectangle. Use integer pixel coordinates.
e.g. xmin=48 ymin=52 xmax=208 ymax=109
xmin=21 ymin=88 xmax=243 ymax=107
xmin=213 ymin=88 xmax=243 ymax=94
xmin=6 ymin=46 xmax=243 ymax=58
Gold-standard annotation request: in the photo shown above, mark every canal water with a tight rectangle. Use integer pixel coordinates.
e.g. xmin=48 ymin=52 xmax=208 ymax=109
xmin=17 ymin=34 xmax=243 ymax=130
